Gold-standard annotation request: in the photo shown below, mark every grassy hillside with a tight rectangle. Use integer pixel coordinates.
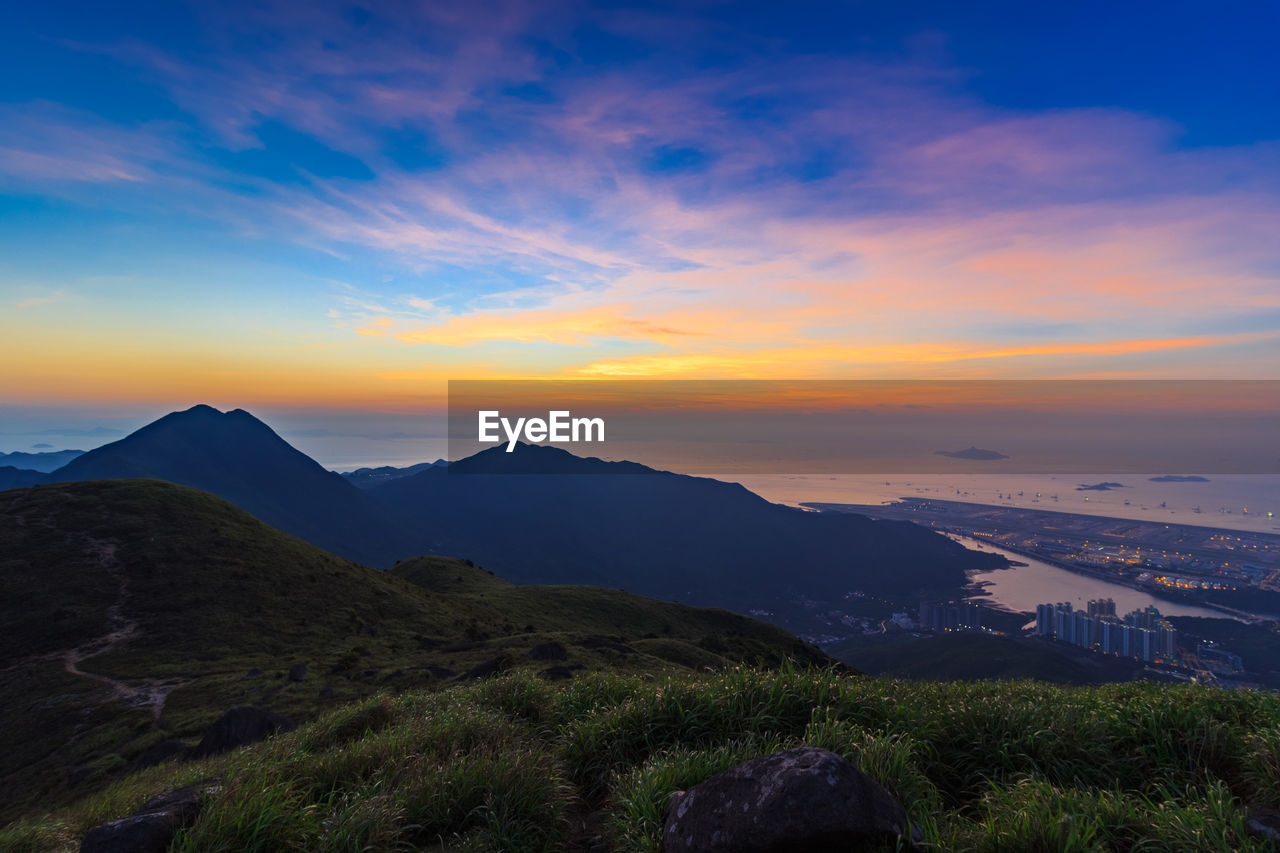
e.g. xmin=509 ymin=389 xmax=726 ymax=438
xmin=829 ymin=632 xmax=1161 ymax=685
xmin=3 ymin=668 xmax=1278 ymax=852
xmin=0 ymin=480 xmax=826 ymax=822
xmin=389 ymin=555 xmax=822 ymax=668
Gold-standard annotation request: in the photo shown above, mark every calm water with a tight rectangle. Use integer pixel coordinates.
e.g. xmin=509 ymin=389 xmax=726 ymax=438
xmin=724 ymin=473 xmax=1280 ymax=535
xmin=955 ymin=536 xmax=1231 ymax=620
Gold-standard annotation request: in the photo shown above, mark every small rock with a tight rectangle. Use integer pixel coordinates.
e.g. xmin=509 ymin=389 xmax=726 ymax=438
xmin=318 ymin=686 xmax=336 ymax=698
xmin=662 ymin=747 xmax=908 ymax=853
xmin=131 ymin=739 xmax=189 ymax=770
xmin=287 ymin=663 xmax=307 ymax=682
xmin=80 ymin=781 xmax=218 ymax=853
xmin=539 ymin=664 xmax=585 ymax=680
xmin=460 ymin=656 xmax=510 ymax=680
xmin=189 ymin=707 xmax=293 ymax=759
xmin=242 ymin=668 xmax=263 ymax=680
xmin=581 ymin=635 xmax=635 ymax=654
xmin=528 ymin=641 xmax=567 ymax=661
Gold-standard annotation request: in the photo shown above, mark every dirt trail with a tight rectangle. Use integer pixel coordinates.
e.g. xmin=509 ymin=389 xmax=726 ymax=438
xmin=52 ymin=542 xmax=188 ymax=720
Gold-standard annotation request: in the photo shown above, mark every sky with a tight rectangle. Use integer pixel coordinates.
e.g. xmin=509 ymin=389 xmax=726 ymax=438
xmin=1 ymin=0 xmax=1279 ymax=460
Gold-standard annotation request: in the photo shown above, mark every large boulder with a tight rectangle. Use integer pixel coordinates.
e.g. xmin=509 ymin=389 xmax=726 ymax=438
xmin=130 ymin=739 xmax=189 ymax=770
xmin=189 ymin=706 xmax=294 ymax=759
xmin=81 ymin=781 xmax=218 ymax=853
xmin=662 ymin=747 xmax=908 ymax=853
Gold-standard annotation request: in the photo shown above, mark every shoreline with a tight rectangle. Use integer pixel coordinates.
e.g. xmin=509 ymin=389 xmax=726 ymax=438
xmin=953 ymin=535 xmax=1262 ymax=623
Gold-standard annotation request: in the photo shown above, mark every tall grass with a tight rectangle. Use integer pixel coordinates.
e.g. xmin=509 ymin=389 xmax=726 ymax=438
xmin=3 ymin=667 xmax=1277 ymax=852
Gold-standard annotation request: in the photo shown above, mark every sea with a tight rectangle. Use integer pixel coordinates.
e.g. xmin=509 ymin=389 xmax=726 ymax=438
xmin=722 ymin=473 xmax=1280 ymax=622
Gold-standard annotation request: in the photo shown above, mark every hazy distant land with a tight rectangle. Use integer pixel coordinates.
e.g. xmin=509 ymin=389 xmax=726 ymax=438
xmin=933 ymin=446 xmax=1009 ymax=460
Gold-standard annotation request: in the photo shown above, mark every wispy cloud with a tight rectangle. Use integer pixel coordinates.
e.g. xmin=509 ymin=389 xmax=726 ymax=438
xmin=2 ymin=0 xmax=1278 ymax=396
xmin=14 ymin=289 xmax=68 ymax=309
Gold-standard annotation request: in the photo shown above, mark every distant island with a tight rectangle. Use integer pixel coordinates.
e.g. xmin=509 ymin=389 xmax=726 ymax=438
xmin=933 ymin=446 xmax=1009 ymax=460
xmin=1149 ymin=475 xmax=1210 ymax=483
xmin=1077 ymin=482 xmax=1126 ymax=491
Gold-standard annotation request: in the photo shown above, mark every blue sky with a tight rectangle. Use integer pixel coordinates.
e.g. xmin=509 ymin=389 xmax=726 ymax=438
xmin=1 ymin=0 xmax=1278 ymax=459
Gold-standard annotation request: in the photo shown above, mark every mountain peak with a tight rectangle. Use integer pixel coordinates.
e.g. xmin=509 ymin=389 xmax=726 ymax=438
xmin=47 ymin=405 xmax=408 ymax=566
xmin=447 ymin=441 xmax=661 ymax=475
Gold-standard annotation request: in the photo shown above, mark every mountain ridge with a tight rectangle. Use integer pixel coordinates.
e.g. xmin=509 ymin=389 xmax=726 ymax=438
xmin=15 ymin=404 xmax=1002 ymax=613
xmin=0 ymin=478 xmax=829 ymax=821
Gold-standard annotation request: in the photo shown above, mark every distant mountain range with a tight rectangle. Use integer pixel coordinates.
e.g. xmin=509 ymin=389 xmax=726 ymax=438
xmin=4 ymin=404 xmax=1000 ymax=610
xmin=339 ymin=459 xmax=447 ymax=488
xmin=0 ymin=448 xmax=84 ymax=472
xmin=933 ymin=446 xmax=1009 ymax=460
xmin=0 ymin=466 xmax=47 ymax=490
xmin=370 ymin=442 xmax=993 ymax=607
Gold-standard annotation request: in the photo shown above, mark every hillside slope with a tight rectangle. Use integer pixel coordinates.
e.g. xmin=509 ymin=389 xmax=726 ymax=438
xmin=0 ymin=479 xmax=827 ymax=822
xmin=828 ymin=632 xmax=1159 ymax=685
xmin=372 ymin=443 xmax=999 ymax=608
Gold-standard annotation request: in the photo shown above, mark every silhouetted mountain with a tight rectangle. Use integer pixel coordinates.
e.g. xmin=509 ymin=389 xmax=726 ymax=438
xmin=372 ymin=443 xmax=999 ymax=608
xmin=47 ymin=405 xmax=407 ymax=566
xmin=339 ymin=459 xmax=446 ymax=488
xmin=448 ymin=442 xmax=654 ymax=474
xmin=0 ymin=448 xmax=84 ymax=472
xmin=0 ymin=466 xmax=46 ymax=491
xmin=29 ymin=406 xmax=1001 ymax=609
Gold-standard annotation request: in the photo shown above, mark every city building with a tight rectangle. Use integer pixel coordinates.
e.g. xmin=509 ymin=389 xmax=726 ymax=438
xmin=918 ymin=601 xmax=983 ymax=633
xmin=1032 ymin=600 xmax=1177 ymax=664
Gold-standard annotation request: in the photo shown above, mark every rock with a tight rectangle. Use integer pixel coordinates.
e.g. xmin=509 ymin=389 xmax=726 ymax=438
xmin=287 ymin=663 xmax=307 ymax=682
xmin=581 ymin=635 xmax=635 ymax=654
xmin=662 ymin=747 xmax=908 ymax=853
xmin=131 ymin=739 xmax=189 ymax=770
xmin=80 ymin=781 xmax=218 ymax=853
xmin=539 ymin=665 xmax=576 ymax=680
xmin=242 ymin=668 xmax=263 ymax=679
xmin=460 ymin=656 xmax=511 ymax=680
xmin=189 ymin=707 xmax=293 ymax=758
xmin=318 ymin=686 xmax=336 ymax=698
xmin=1247 ymin=805 xmax=1280 ymax=840
xmin=528 ymin=641 xmax=568 ymax=661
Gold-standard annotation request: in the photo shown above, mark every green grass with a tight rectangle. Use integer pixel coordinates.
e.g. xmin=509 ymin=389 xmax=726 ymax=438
xmin=6 ymin=480 xmax=1279 ymax=851
xmin=5 ymin=667 xmax=1279 ymax=852
xmin=0 ymin=480 xmax=828 ymax=822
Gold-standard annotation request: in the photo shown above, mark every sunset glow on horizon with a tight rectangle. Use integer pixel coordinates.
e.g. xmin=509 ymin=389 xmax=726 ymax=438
xmin=3 ymin=1 xmax=1279 ymax=441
